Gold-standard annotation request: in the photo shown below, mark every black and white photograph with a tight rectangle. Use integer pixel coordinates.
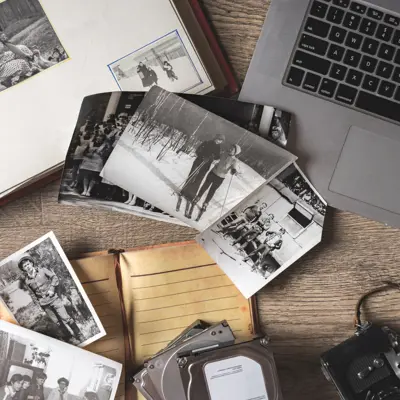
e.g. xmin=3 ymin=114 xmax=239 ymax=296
xmin=0 ymin=233 xmax=106 ymax=347
xmin=198 ymin=163 xmax=326 ymax=298
xmin=108 ymin=30 xmax=203 ymax=93
xmin=0 ymin=320 xmax=121 ymax=400
xmin=0 ymin=0 xmax=68 ymax=92
xmin=101 ymin=86 xmax=296 ymax=231
xmin=58 ymin=92 xmax=184 ymax=226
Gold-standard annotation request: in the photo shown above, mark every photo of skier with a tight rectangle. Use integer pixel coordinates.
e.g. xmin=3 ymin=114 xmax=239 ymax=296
xmin=101 ymin=86 xmax=296 ymax=231
xmin=108 ymin=30 xmax=203 ymax=93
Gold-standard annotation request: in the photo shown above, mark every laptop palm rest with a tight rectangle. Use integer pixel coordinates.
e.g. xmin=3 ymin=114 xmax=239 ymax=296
xmin=329 ymin=126 xmax=400 ymax=215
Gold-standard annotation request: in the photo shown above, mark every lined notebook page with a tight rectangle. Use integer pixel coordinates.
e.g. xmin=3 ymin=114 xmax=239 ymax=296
xmin=119 ymin=242 xmax=255 ymax=365
xmin=72 ymin=255 xmax=126 ymax=400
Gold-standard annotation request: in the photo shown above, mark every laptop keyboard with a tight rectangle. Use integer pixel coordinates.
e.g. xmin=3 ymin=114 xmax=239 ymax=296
xmin=283 ymin=0 xmax=400 ymax=125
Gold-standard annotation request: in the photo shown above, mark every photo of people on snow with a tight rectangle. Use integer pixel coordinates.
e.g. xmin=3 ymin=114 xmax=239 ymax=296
xmin=100 ymin=86 xmax=295 ymax=231
xmin=0 ymin=235 xmax=103 ymax=346
xmin=58 ymin=92 xmax=180 ymax=225
xmin=0 ymin=0 xmax=67 ymax=92
xmin=198 ymin=163 xmax=326 ymax=298
xmin=109 ymin=30 xmax=202 ymax=93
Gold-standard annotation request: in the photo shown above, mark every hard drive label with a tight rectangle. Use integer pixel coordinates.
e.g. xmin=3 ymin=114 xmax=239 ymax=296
xmin=204 ymin=356 xmax=268 ymax=400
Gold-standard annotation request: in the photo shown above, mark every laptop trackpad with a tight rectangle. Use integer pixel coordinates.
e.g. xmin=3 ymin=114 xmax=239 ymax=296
xmin=329 ymin=126 xmax=400 ymax=215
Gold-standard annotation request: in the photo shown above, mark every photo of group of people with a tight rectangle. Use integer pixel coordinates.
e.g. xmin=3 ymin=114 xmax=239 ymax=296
xmin=0 ymin=233 xmax=105 ymax=347
xmin=0 ymin=321 xmax=121 ymax=400
xmin=108 ymin=30 xmax=204 ymax=93
xmin=58 ymin=92 xmax=180 ymax=225
xmin=199 ymin=164 xmax=326 ymax=298
xmin=101 ymin=86 xmax=296 ymax=231
xmin=0 ymin=0 xmax=67 ymax=92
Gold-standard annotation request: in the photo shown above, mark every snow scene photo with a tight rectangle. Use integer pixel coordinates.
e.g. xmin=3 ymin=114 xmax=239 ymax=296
xmin=0 ymin=0 xmax=68 ymax=93
xmin=198 ymin=163 xmax=327 ymax=298
xmin=0 ymin=232 xmax=105 ymax=347
xmin=58 ymin=92 xmax=182 ymax=226
xmin=0 ymin=320 xmax=121 ymax=400
xmin=101 ymin=86 xmax=296 ymax=231
xmin=108 ymin=30 xmax=203 ymax=93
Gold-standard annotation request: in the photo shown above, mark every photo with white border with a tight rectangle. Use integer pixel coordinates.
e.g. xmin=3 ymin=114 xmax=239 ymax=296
xmin=0 ymin=232 xmax=106 ymax=347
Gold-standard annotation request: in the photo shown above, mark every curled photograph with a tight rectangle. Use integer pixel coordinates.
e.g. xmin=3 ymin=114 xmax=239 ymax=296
xmin=0 ymin=233 xmax=105 ymax=347
xmin=0 ymin=320 xmax=122 ymax=400
xmin=0 ymin=0 xmax=68 ymax=92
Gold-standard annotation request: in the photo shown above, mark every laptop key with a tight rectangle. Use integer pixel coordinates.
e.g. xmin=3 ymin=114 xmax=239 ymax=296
xmin=310 ymin=0 xmax=328 ymax=18
xmin=330 ymin=26 xmax=347 ymax=43
xmin=376 ymin=61 xmax=394 ymax=79
xmin=299 ymin=34 xmax=329 ymax=55
xmin=330 ymin=63 xmax=348 ymax=80
xmin=376 ymin=24 xmax=394 ymax=41
xmin=343 ymin=49 xmax=361 ymax=67
xmin=356 ymin=91 xmax=400 ymax=123
xmin=393 ymin=30 xmax=400 ymax=46
xmin=346 ymin=69 xmax=363 ymax=86
xmin=359 ymin=18 xmax=377 ymax=36
xmin=335 ymin=83 xmax=357 ymax=104
xmin=378 ymin=80 xmax=396 ymax=97
xmin=345 ymin=31 xmax=363 ymax=48
xmin=360 ymin=55 xmax=377 ymax=73
xmin=378 ymin=43 xmax=395 ymax=61
xmin=392 ymin=67 xmax=400 ymax=83
xmin=293 ymin=50 xmax=332 ymax=74
xmin=384 ymin=14 xmax=400 ymax=27
xmin=327 ymin=6 xmax=345 ymax=24
xmin=304 ymin=17 xmax=331 ymax=37
xmin=350 ymin=2 xmax=366 ymax=14
xmin=286 ymin=67 xmax=305 ymax=86
xmin=395 ymin=87 xmax=400 ymax=102
xmin=333 ymin=0 xmax=349 ymax=7
xmin=303 ymin=72 xmax=321 ymax=92
xmin=343 ymin=12 xmax=361 ymax=30
xmin=319 ymin=78 xmax=338 ymax=97
xmin=367 ymin=8 xmax=383 ymax=21
xmin=362 ymin=37 xmax=379 ymax=55
xmin=395 ymin=49 xmax=400 ymax=64
xmin=362 ymin=74 xmax=380 ymax=91
xmin=327 ymin=44 xmax=345 ymax=61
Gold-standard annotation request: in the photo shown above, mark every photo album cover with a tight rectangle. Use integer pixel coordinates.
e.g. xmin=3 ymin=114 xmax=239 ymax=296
xmin=0 ymin=320 xmax=121 ymax=400
xmin=0 ymin=232 xmax=106 ymax=347
xmin=58 ymin=91 xmax=292 ymax=225
xmin=100 ymin=86 xmax=296 ymax=231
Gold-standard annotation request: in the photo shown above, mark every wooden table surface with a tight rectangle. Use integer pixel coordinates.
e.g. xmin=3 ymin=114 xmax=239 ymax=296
xmin=2 ymin=1 xmax=400 ymax=399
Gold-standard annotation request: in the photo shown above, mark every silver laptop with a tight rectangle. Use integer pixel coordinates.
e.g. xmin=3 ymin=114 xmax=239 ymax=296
xmin=240 ymin=0 xmax=400 ymax=227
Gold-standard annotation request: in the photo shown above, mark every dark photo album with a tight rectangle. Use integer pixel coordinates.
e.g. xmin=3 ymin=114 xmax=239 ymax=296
xmin=0 ymin=320 xmax=121 ymax=400
xmin=0 ymin=233 xmax=105 ymax=347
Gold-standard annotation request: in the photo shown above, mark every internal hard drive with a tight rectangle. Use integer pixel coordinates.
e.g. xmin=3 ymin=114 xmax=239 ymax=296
xmin=177 ymin=337 xmax=283 ymax=400
xmin=146 ymin=321 xmax=235 ymax=400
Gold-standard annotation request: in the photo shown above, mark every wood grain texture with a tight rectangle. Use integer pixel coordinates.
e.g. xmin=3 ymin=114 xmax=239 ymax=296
xmin=1 ymin=1 xmax=400 ymax=399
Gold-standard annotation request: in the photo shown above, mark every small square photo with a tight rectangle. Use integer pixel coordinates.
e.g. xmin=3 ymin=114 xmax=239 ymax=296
xmin=0 ymin=0 xmax=68 ymax=92
xmin=108 ymin=30 xmax=203 ymax=93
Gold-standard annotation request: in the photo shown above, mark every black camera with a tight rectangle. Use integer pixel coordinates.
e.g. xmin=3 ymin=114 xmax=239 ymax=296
xmin=321 ymin=283 xmax=400 ymax=400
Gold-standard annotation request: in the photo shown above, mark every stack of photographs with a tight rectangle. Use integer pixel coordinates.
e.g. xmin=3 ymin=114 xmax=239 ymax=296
xmin=133 ymin=320 xmax=283 ymax=400
xmin=0 ymin=233 xmax=123 ymax=400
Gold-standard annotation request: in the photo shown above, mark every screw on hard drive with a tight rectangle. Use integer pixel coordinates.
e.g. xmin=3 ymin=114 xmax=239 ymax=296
xmin=149 ymin=364 xmax=155 ymax=369
xmin=260 ymin=337 xmax=270 ymax=347
xmin=178 ymin=357 xmax=188 ymax=368
xmin=211 ymin=331 xmax=216 ymax=336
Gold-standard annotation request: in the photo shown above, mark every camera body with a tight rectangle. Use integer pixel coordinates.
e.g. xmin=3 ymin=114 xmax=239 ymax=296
xmin=321 ymin=324 xmax=400 ymax=400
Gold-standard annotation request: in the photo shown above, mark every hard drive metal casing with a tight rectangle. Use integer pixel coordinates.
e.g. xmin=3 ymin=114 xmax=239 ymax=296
xmin=146 ymin=321 xmax=235 ymax=400
xmin=133 ymin=320 xmax=210 ymax=400
xmin=178 ymin=337 xmax=284 ymax=400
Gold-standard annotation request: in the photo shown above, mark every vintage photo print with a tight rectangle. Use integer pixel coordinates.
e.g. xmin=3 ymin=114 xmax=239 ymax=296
xmin=0 ymin=232 xmax=106 ymax=347
xmin=101 ymin=86 xmax=296 ymax=231
xmin=58 ymin=92 xmax=184 ymax=226
xmin=0 ymin=0 xmax=68 ymax=93
xmin=198 ymin=163 xmax=327 ymax=298
xmin=108 ymin=30 xmax=203 ymax=93
xmin=0 ymin=320 xmax=122 ymax=400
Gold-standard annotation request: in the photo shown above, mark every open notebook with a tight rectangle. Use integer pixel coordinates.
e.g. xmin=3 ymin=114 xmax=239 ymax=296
xmin=1 ymin=241 xmax=258 ymax=400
